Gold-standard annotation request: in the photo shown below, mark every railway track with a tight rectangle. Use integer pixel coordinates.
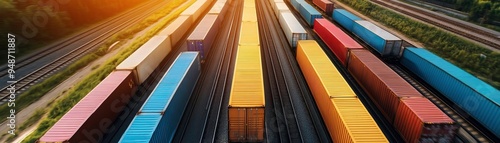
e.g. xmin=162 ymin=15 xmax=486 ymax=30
xmin=0 ymin=0 xmax=169 ymax=105
xmin=389 ymin=64 xmax=499 ymax=142
xmin=370 ymin=0 xmax=500 ymax=49
xmin=257 ymin=0 xmax=331 ymax=142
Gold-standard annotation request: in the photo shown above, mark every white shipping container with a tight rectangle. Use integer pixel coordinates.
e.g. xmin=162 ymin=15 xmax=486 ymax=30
xmin=278 ymin=12 xmax=307 ymax=47
xmin=158 ymin=15 xmax=193 ymax=45
xmin=116 ymin=36 xmax=172 ymax=84
xmin=274 ymin=2 xmax=290 ymax=17
xmin=181 ymin=0 xmax=212 ymax=23
xmin=354 ymin=20 xmax=402 ymax=56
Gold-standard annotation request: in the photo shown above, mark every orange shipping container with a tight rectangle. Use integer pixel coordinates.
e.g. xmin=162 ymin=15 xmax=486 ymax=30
xmin=228 ymin=108 xmax=264 ymax=142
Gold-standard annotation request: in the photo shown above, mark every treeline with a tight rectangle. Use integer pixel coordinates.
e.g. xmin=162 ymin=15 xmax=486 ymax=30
xmin=422 ymin=0 xmax=500 ymax=24
xmin=337 ymin=0 xmax=500 ymax=89
xmin=0 ymin=0 xmax=145 ymax=58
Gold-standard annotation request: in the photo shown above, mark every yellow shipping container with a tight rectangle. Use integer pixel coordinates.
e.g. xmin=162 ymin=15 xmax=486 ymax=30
xmin=229 ymin=45 xmax=264 ymax=107
xmin=329 ymin=98 xmax=388 ymax=143
xmin=244 ymin=0 xmax=256 ymax=8
xmin=296 ymin=40 xmax=356 ymax=98
xmin=239 ymin=22 xmax=260 ymax=46
xmin=242 ymin=6 xmax=258 ymax=22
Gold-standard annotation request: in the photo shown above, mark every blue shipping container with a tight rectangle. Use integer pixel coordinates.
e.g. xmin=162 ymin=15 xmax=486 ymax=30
xmin=298 ymin=2 xmax=322 ymax=26
xmin=120 ymin=52 xmax=201 ymax=143
xmin=400 ymin=47 xmax=500 ymax=138
xmin=332 ymin=9 xmax=362 ymax=32
xmin=352 ymin=20 xmax=402 ymax=57
xmin=290 ymin=0 xmax=304 ymax=10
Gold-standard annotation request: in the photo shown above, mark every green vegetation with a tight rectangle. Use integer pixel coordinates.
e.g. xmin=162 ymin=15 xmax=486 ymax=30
xmin=337 ymin=0 xmax=500 ymax=89
xmin=0 ymin=0 xmax=146 ymax=63
xmin=20 ymin=0 xmax=194 ymax=142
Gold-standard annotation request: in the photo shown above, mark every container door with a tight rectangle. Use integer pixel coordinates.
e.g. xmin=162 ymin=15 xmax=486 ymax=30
xmin=247 ymin=108 xmax=264 ymax=141
xmin=229 ymin=108 xmax=246 ymax=142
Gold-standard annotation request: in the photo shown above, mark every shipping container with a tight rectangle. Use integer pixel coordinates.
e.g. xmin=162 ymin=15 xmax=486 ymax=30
xmin=40 ymin=71 xmax=137 ymax=143
xmin=328 ymin=98 xmax=389 ymax=142
xmin=400 ymin=47 xmax=500 ymax=138
xmin=313 ymin=19 xmax=363 ymax=65
xmin=229 ymin=45 xmax=265 ymax=142
xmin=347 ymin=50 xmax=423 ymax=122
xmin=116 ymin=36 xmax=171 ymax=84
xmin=186 ymin=15 xmax=220 ymax=60
xmin=298 ymin=2 xmax=322 ymax=26
xmin=120 ymin=52 xmax=201 ymax=143
xmin=239 ymin=22 xmax=260 ymax=46
xmin=290 ymin=0 xmax=305 ymax=11
xmin=180 ymin=0 xmax=212 ymax=23
xmin=158 ymin=15 xmax=192 ymax=45
xmin=352 ymin=20 xmax=402 ymax=57
xmin=394 ymin=98 xmax=458 ymax=142
xmin=312 ymin=0 xmax=334 ymax=15
xmin=242 ymin=5 xmax=258 ymax=22
xmin=140 ymin=52 xmax=201 ymax=113
xmin=296 ymin=40 xmax=356 ymax=98
xmin=244 ymin=0 xmax=256 ymax=7
xmin=208 ymin=0 xmax=230 ymax=21
xmin=273 ymin=2 xmax=291 ymax=18
xmin=332 ymin=9 xmax=361 ymax=32
xmin=278 ymin=12 xmax=308 ymax=47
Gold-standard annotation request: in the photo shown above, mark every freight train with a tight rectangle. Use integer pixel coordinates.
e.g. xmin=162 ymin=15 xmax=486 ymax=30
xmin=38 ymin=0 xmax=216 ymax=142
xmin=228 ymin=0 xmax=265 ymax=141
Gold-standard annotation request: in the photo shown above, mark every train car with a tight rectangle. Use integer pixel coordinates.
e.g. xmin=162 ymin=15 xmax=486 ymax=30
xmin=296 ymin=40 xmax=388 ymax=142
xmin=119 ymin=52 xmax=201 ymax=143
xmin=332 ymin=9 xmax=361 ymax=32
xmin=297 ymin=1 xmax=322 ymax=26
xmin=347 ymin=50 xmax=423 ymax=122
xmin=278 ymin=12 xmax=308 ymax=47
xmin=116 ymin=36 xmax=171 ymax=84
xmin=186 ymin=15 xmax=221 ymax=60
xmin=273 ymin=2 xmax=291 ymax=18
xmin=313 ymin=19 xmax=363 ymax=66
xmin=208 ymin=0 xmax=230 ymax=20
xmin=39 ymin=71 xmax=137 ymax=143
xmin=400 ymin=47 xmax=500 ymax=138
xmin=158 ymin=15 xmax=192 ymax=45
xmin=395 ymin=98 xmax=458 ymax=142
xmin=312 ymin=0 xmax=333 ymax=15
xmin=351 ymin=20 xmax=403 ymax=57
xmin=180 ymin=0 xmax=212 ymax=23
xmin=229 ymin=0 xmax=265 ymax=141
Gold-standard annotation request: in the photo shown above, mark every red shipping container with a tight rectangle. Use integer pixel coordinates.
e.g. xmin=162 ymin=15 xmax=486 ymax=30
xmin=395 ymin=98 xmax=458 ymax=143
xmin=312 ymin=0 xmax=334 ymax=15
xmin=347 ymin=50 xmax=423 ymax=122
xmin=39 ymin=71 xmax=137 ymax=143
xmin=314 ymin=19 xmax=363 ymax=66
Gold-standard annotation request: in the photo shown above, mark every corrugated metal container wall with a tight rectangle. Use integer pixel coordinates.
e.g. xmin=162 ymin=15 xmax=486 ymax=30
xmin=228 ymin=108 xmax=265 ymax=142
xmin=180 ymin=0 xmax=212 ymax=23
xmin=40 ymin=71 xmax=136 ymax=143
xmin=273 ymin=2 xmax=290 ymax=18
xmin=332 ymin=9 xmax=361 ymax=32
xmin=330 ymin=98 xmax=389 ymax=142
xmin=140 ymin=52 xmax=200 ymax=113
xmin=313 ymin=19 xmax=363 ymax=65
xmin=186 ymin=15 xmax=220 ymax=60
xmin=116 ymin=36 xmax=171 ymax=84
xmin=312 ymin=0 xmax=334 ymax=15
xmin=352 ymin=20 xmax=402 ymax=57
xmin=400 ymin=47 xmax=500 ymax=137
xmin=347 ymin=50 xmax=423 ymax=122
xmin=278 ymin=12 xmax=308 ymax=47
xmin=239 ymin=22 xmax=260 ymax=46
xmin=296 ymin=40 xmax=357 ymax=98
xmin=394 ymin=98 xmax=458 ymax=142
xmin=120 ymin=52 xmax=201 ymax=143
xmin=298 ymin=2 xmax=322 ymax=26
xmin=158 ymin=15 xmax=193 ymax=45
